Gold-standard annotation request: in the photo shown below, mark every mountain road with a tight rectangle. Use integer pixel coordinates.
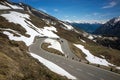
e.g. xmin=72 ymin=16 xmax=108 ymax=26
xmin=29 ymin=37 xmax=120 ymax=80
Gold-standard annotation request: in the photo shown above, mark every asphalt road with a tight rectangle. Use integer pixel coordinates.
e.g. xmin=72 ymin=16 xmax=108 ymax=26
xmin=59 ymin=38 xmax=79 ymax=60
xmin=29 ymin=37 xmax=120 ymax=80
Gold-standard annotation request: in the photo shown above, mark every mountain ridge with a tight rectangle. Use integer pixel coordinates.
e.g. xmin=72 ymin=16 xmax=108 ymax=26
xmin=70 ymin=22 xmax=101 ymax=33
xmin=94 ymin=16 xmax=120 ymax=38
xmin=0 ymin=0 xmax=120 ymax=79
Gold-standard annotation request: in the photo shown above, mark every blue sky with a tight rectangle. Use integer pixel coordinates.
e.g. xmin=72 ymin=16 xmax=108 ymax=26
xmin=11 ymin=0 xmax=120 ymax=23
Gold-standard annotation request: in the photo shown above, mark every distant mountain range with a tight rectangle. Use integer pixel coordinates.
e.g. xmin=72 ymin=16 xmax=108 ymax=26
xmin=94 ymin=16 xmax=120 ymax=38
xmin=70 ymin=23 xmax=102 ymax=33
xmin=93 ymin=16 xmax=120 ymax=50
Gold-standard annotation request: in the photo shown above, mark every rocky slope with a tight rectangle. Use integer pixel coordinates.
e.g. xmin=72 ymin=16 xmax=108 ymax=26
xmin=0 ymin=0 xmax=120 ymax=79
xmin=94 ymin=17 xmax=120 ymax=50
xmin=94 ymin=16 xmax=120 ymax=37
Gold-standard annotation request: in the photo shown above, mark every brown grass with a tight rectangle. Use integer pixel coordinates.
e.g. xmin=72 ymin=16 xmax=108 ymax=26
xmin=75 ymin=37 xmax=120 ymax=66
xmin=0 ymin=16 xmax=29 ymax=37
xmin=69 ymin=42 xmax=86 ymax=60
xmin=41 ymin=43 xmax=64 ymax=56
xmin=0 ymin=33 xmax=68 ymax=80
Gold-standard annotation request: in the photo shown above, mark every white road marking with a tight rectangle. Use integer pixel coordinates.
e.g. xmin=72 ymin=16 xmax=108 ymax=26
xmin=76 ymin=68 xmax=82 ymax=71
xmin=87 ymin=72 xmax=95 ymax=77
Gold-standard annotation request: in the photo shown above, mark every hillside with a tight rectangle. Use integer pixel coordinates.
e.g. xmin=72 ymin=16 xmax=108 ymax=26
xmin=0 ymin=0 xmax=120 ymax=80
xmin=94 ymin=16 xmax=120 ymax=37
xmin=0 ymin=0 xmax=69 ymax=80
xmin=94 ymin=17 xmax=120 ymax=50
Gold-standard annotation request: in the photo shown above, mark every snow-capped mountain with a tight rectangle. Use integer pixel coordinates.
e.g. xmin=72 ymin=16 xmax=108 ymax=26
xmin=65 ymin=20 xmax=106 ymax=24
xmin=94 ymin=16 xmax=120 ymax=37
xmin=0 ymin=0 xmax=120 ymax=79
xmin=93 ymin=17 xmax=120 ymax=50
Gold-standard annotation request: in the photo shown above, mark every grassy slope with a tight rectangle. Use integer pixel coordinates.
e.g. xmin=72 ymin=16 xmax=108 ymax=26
xmin=52 ymin=21 xmax=120 ymax=67
xmin=84 ymin=41 xmax=120 ymax=66
xmin=0 ymin=33 xmax=68 ymax=80
xmin=0 ymin=6 xmax=120 ymax=78
xmin=41 ymin=43 xmax=64 ymax=56
xmin=0 ymin=10 xmax=68 ymax=80
xmin=68 ymin=35 xmax=120 ymax=66
xmin=30 ymin=9 xmax=120 ymax=67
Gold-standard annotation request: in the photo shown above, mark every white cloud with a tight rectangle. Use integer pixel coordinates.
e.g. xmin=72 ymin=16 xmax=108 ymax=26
xmin=102 ymin=1 xmax=117 ymax=9
xmin=73 ymin=16 xmax=76 ymax=18
xmin=65 ymin=16 xmax=69 ymax=18
xmin=54 ymin=9 xmax=59 ymax=12
xmin=93 ymin=12 xmax=99 ymax=16
xmin=64 ymin=19 xmax=108 ymax=24
xmin=84 ymin=13 xmax=99 ymax=18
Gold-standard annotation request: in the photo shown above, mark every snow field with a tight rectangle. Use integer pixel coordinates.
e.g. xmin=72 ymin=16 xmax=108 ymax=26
xmin=1 ymin=11 xmax=59 ymax=46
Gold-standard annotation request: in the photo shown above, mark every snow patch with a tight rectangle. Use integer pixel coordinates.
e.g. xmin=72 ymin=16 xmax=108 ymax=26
xmin=100 ymin=55 xmax=105 ymax=58
xmin=1 ymin=11 xmax=59 ymax=46
xmin=44 ymin=38 xmax=64 ymax=53
xmin=114 ymin=16 xmax=120 ymax=23
xmin=5 ymin=2 xmax=23 ymax=9
xmin=60 ymin=22 xmax=73 ymax=30
xmin=30 ymin=53 xmax=76 ymax=80
xmin=27 ymin=7 xmax=32 ymax=14
xmin=0 ymin=4 xmax=10 ymax=9
xmin=88 ymin=35 xmax=94 ymax=40
xmin=74 ymin=44 xmax=114 ymax=66
xmin=0 ymin=28 xmax=20 ymax=35
xmin=116 ymin=67 xmax=120 ymax=70
xmin=80 ymin=39 xmax=86 ymax=43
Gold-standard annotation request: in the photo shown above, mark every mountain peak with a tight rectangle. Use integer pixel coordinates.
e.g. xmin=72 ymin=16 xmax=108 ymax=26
xmin=114 ymin=16 xmax=120 ymax=23
xmin=94 ymin=16 xmax=120 ymax=37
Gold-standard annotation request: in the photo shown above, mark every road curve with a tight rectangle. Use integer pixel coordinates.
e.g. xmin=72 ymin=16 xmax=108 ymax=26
xmin=29 ymin=37 xmax=120 ymax=80
xmin=59 ymin=38 xmax=79 ymax=60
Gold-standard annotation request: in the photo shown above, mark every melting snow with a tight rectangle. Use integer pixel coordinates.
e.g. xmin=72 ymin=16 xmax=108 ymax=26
xmin=100 ymin=55 xmax=105 ymax=58
xmin=88 ymin=35 xmax=94 ymax=40
xmin=74 ymin=44 xmax=114 ymax=66
xmin=0 ymin=28 xmax=20 ymax=35
xmin=0 ymin=4 xmax=10 ymax=9
xmin=60 ymin=22 xmax=73 ymax=30
xmin=80 ymin=39 xmax=86 ymax=43
xmin=30 ymin=53 xmax=76 ymax=80
xmin=116 ymin=67 xmax=120 ymax=70
xmin=44 ymin=38 xmax=64 ymax=53
xmin=1 ymin=11 xmax=59 ymax=46
xmin=5 ymin=2 xmax=23 ymax=9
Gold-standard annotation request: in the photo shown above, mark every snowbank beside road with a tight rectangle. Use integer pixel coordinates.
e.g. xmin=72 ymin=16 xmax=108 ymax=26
xmin=30 ymin=53 xmax=76 ymax=80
